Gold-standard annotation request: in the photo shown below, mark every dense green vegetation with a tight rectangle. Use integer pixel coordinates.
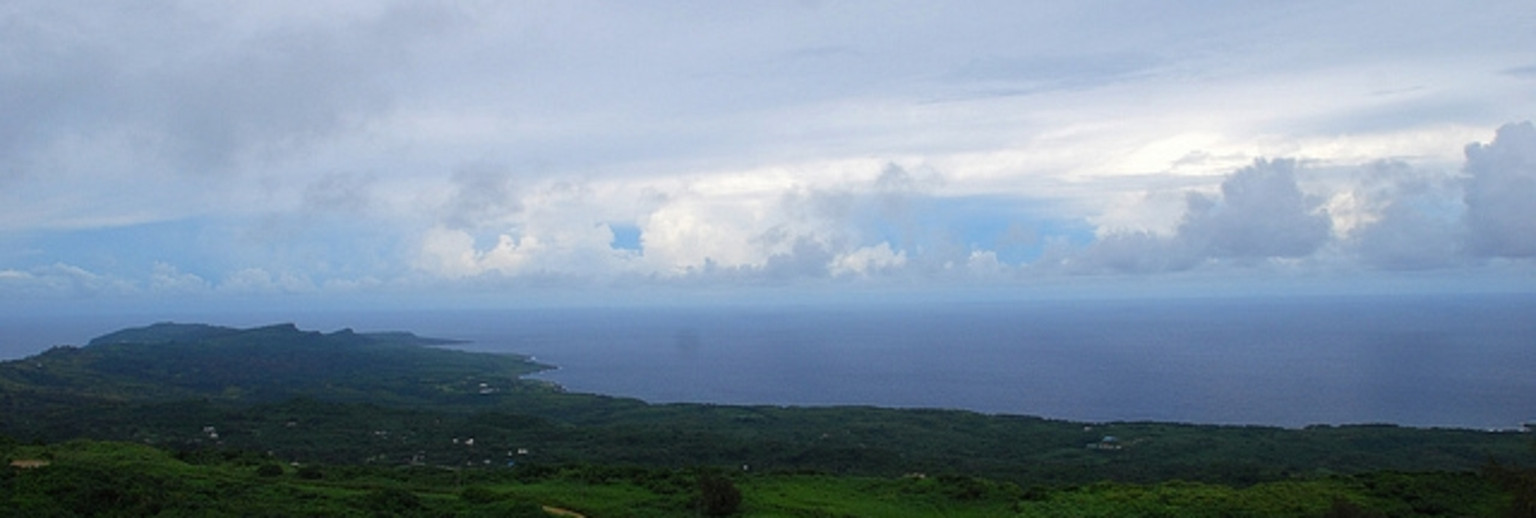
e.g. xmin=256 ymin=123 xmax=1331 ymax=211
xmin=2 ymin=322 xmax=1533 ymax=516
xmin=1 ymin=438 xmax=1528 ymax=517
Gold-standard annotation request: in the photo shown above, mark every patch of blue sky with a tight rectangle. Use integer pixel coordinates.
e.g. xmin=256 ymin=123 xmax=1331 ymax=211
xmin=869 ymin=196 xmax=1097 ymax=265
xmin=7 ymin=219 xmax=221 ymax=279
xmin=609 ymin=223 xmax=642 ymax=252
xmin=7 ymin=215 xmax=412 ymax=285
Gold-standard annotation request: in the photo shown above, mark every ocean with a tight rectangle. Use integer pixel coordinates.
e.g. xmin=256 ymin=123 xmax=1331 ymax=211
xmin=4 ymin=294 xmax=1534 ymax=429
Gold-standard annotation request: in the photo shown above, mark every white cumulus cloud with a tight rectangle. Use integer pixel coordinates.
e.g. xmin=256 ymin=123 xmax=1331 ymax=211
xmin=1462 ymin=122 xmax=1536 ymax=257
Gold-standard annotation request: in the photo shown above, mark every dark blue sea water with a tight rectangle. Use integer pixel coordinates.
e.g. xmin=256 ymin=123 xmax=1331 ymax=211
xmin=4 ymin=294 xmax=1534 ymax=429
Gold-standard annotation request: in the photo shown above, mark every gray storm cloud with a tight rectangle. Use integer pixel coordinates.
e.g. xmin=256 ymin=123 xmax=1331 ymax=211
xmin=302 ymin=173 xmax=377 ymax=215
xmin=0 ymin=3 xmax=452 ymax=180
xmin=441 ymin=165 xmax=523 ymax=231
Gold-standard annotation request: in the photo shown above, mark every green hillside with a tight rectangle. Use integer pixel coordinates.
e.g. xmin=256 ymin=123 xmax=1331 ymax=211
xmin=2 ymin=322 xmax=1533 ymax=516
xmin=3 ymin=438 xmax=1525 ymax=517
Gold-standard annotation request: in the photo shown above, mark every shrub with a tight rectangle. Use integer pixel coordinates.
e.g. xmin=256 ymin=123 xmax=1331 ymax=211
xmin=296 ymin=465 xmax=323 ymax=480
xmin=1324 ymin=497 xmax=1386 ymax=518
xmin=460 ymin=486 xmax=500 ymax=504
xmin=697 ymin=472 xmax=742 ymax=516
xmin=362 ymin=487 xmax=423 ymax=513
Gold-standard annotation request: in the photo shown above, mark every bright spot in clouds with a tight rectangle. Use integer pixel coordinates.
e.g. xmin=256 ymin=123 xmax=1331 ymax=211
xmin=2 ymin=1 xmax=1534 ymax=310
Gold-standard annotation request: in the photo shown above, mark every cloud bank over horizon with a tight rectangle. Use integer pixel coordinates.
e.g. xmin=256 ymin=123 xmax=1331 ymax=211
xmin=2 ymin=2 xmax=1534 ymax=308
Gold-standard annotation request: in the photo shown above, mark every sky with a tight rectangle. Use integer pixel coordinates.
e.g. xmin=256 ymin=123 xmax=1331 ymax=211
xmin=2 ymin=1 xmax=1535 ymax=313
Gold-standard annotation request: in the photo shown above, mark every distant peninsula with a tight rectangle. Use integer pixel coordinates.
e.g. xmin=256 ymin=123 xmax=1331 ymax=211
xmin=2 ymin=322 xmax=552 ymax=410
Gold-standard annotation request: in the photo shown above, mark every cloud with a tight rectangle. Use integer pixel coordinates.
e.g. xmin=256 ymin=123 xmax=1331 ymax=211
xmin=415 ymin=227 xmax=481 ymax=279
xmin=219 ymin=268 xmax=316 ymax=294
xmin=1062 ymin=159 xmax=1332 ymax=273
xmin=1462 ymin=122 xmax=1536 ymax=257
xmin=829 ymin=243 xmax=908 ymax=277
xmin=302 ymin=173 xmax=376 ymax=215
xmin=760 ymin=238 xmax=835 ymax=280
xmin=1058 ymin=124 xmax=1536 ymax=275
xmin=1177 ymin=159 xmax=1333 ymax=259
xmin=149 ymin=262 xmax=211 ymax=294
xmin=1502 ymin=65 xmax=1536 ymax=79
xmin=964 ymin=250 xmax=1007 ymax=277
xmin=414 ymin=177 xmax=644 ymax=280
xmin=406 ymin=160 xmax=1026 ymax=284
xmin=414 ymin=223 xmax=633 ymax=281
xmin=0 ymin=3 xmax=452 ymax=180
xmin=5 ymin=1 xmax=1536 ymax=303
xmin=440 ymin=164 xmax=522 ymax=230
xmin=1341 ymin=161 xmax=1461 ymax=270
xmin=640 ymin=194 xmax=768 ymax=273
xmin=1062 ymin=231 xmax=1197 ymax=274
xmin=0 ymin=263 xmax=135 ymax=298
xmin=942 ymin=51 xmax=1166 ymax=100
